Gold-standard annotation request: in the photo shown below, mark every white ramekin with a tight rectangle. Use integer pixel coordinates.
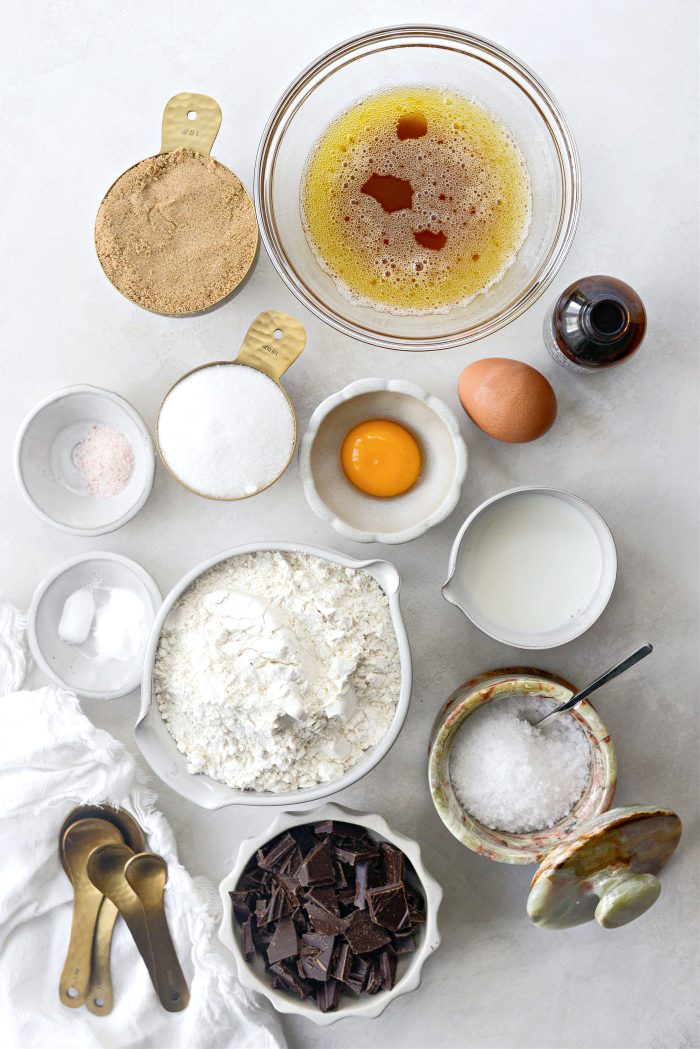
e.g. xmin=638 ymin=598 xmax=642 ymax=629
xmin=14 ymin=384 xmax=155 ymax=537
xmin=299 ymin=378 xmax=468 ymax=544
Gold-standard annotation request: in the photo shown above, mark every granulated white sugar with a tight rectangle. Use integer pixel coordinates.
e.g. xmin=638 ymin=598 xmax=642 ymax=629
xmin=157 ymin=364 xmax=295 ymax=499
xmin=449 ymin=695 xmax=591 ymax=833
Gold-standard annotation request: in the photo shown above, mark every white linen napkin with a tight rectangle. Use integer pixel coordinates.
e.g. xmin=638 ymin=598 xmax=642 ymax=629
xmin=0 ymin=601 xmax=285 ymax=1049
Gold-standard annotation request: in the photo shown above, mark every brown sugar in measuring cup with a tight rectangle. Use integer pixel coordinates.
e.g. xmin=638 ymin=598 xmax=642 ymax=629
xmin=95 ymin=93 xmax=258 ymax=316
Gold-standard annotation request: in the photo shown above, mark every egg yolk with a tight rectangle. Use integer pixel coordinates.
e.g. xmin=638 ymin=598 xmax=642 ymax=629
xmin=341 ymin=419 xmax=422 ymax=498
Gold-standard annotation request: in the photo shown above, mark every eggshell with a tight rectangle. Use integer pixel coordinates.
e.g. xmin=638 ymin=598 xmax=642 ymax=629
xmin=457 ymin=358 xmax=557 ymax=443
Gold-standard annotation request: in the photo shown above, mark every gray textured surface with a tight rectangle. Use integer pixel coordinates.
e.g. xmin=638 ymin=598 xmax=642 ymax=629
xmin=2 ymin=1 xmax=698 ymax=1047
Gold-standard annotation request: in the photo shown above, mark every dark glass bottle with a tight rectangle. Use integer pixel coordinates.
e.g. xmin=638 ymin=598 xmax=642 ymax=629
xmin=544 ymin=275 xmax=646 ymax=372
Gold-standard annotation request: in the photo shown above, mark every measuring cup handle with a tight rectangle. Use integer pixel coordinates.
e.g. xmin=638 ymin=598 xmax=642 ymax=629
xmin=161 ymin=93 xmax=222 ymax=156
xmin=235 ymin=311 xmax=307 ymax=381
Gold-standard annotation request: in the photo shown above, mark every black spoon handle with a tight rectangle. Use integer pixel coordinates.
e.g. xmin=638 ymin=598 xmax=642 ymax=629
xmin=539 ymin=643 xmax=653 ymax=723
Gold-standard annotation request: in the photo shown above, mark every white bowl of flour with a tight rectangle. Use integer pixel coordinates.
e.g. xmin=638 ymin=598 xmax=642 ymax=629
xmin=136 ymin=543 xmax=411 ymax=808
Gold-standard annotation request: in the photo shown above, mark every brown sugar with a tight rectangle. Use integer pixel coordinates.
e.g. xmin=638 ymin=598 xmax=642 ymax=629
xmin=95 ymin=148 xmax=258 ymax=314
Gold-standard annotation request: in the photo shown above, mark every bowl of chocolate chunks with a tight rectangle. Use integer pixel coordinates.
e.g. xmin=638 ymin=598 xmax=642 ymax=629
xmin=218 ymin=803 xmax=442 ymax=1024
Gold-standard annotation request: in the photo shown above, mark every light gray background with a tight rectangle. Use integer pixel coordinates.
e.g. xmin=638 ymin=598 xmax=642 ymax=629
xmin=2 ymin=1 xmax=698 ymax=1047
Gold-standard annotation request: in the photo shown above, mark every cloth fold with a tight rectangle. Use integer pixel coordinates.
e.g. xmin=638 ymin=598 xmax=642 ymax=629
xmin=0 ymin=601 xmax=285 ymax=1049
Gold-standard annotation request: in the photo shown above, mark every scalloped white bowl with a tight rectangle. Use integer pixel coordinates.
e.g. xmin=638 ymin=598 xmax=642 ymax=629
xmin=136 ymin=543 xmax=412 ymax=808
xmin=218 ymin=802 xmax=442 ymax=1025
xmin=299 ymin=379 xmax=468 ymax=544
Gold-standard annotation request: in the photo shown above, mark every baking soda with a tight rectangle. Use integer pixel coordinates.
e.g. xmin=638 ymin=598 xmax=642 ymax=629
xmin=449 ymin=695 xmax=591 ymax=833
xmin=157 ymin=365 xmax=296 ymax=499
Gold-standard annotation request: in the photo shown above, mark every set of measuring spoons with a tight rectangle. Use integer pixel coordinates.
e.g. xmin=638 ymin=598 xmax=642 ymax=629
xmin=58 ymin=804 xmax=189 ymax=1015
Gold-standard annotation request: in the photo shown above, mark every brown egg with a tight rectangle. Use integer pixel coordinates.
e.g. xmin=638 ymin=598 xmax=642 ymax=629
xmin=458 ymin=358 xmax=557 ymax=443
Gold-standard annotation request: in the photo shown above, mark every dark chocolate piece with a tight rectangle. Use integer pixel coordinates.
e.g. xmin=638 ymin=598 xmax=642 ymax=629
xmin=366 ymin=882 xmax=410 ymax=933
xmin=331 ymin=940 xmax=353 ymax=983
xmin=333 ymin=843 xmax=379 ymax=866
xmin=297 ymin=839 xmax=335 ymax=886
xmin=304 ymin=899 xmax=349 ymax=936
xmin=380 ymin=842 xmax=405 ymax=885
xmin=268 ymin=961 xmax=312 ymax=999
xmin=266 ymin=916 xmax=299 ymax=965
xmin=379 ymin=949 xmax=397 ymax=990
xmin=242 ymin=915 xmax=256 ymax=962
xmin=299 ymin=932 xmax=335 ymax=981
xmin=345 ymin=955 xmax=370 ymax=994
xmin=313 ymin=820 xmax=335 ymax=836
xmin=344 ymin=909 xmax=391 ymax=954
xmin=229 ymin=889 xmax=254 ymax=924
xmin=392 ymin=931 xmax=417 ymax=954
xmin=257 ymin=832 xmax=297 ymax=872
xmin=315 ymin=978 xmax=341 ymax=1012
xmin=306 ymin=885 xmax=339 ymax=913
xmin=365 ymin=959 xmax=382 ymax=995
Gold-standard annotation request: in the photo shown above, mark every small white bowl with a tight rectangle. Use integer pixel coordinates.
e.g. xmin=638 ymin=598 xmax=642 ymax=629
xmin=218 ymin=802 xmax=442 ymax=1025
xmin=14 ymin=385 xmax=155 ymax=536
xmin=299 ymin=379 xmax=467 ymax=544
xmin=443 ymin=486 xmax=617 ymax=649
xmin=27 ymin=551 xmax=161 ymax=700
xmin=136 ymin=543 xmax=412 ymax=808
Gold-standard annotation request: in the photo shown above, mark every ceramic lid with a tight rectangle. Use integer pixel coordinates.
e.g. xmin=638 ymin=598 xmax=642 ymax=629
xmin=527 ymin=806 xmax=682 ymax=930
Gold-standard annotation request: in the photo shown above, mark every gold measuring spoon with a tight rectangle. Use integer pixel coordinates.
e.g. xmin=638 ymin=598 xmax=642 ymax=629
xmin=125 ymin=853 xmax=189 ymax=1012
xmin=59 ymin=818 xmax=124 ymax=1008
xmin=155 ymin=309 xmax=306 ymax=501
xmin=59 ymin=805 xmax=148 ymax=1016
xmin=87 ymin=843 xmax=155 ymax=989
xmin=95 ymin=92 xmax=258 ymax=316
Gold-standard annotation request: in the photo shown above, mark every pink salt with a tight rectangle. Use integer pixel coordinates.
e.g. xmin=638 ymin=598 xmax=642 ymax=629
xmin=72 ymin=424 xmax=135 ymax=498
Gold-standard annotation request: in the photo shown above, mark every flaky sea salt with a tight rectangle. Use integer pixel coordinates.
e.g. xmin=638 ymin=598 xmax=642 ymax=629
xmin=449 ymin=695 xmax=591 ymax=833
xmin=157 ymin=365 xmax=296 ymax=499
xmin=72 ymin=424 xmax=135 ymax=498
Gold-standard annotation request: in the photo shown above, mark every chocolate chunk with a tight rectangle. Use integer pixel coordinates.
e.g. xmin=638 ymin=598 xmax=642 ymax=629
xmin=306 ymin=885 xmax=339 ymax=913
xmin=333 ymin=843 xmax=379 ymax=866
xmin=304 ymin=900 xmax=349 ymax=936
xmin=229 ymin=889 xmax=254 ymax=924
xmin=313 ymin=820 xmax=335 ymax=836
xmin=242 ymin=915 xmax=256 ymax=962
xmin=331 ymin=941 xmax=353 ymax=983
xmin=345 ymin=955 xmax=371 ymax=994
xmin=266 ymin=916 xmax=299 ymax=965
xmin=297 ymin=839 xmax=335 ymax=886
xmin=379 ymin=949 xmax=397 ymax=990
xmin=365 ymin=959 xmax=382 ymax=995
xmin=299 ymin=932 xmax=335 ymax=982
xmin=257 ymin=832 xmax=297 ymax=873
xmin=268 ymin=961 xmax=312 ymax=999
xmin=407 ymin=889 xmax=427 ymax=924
xmin=263 ymin=887 xmax=291 ymax=925
xmin=392 ymin=931 xmax=417 ymax=954
xmin=315 ymin=978 xmax=341 ymax=1012
xmin=367 ymin=882 xmax=410 ymax=933
xmin=380 ymin=842 xmax=405 ymax=884
xmin=344 ymin=910 xmax=391 ymax=954
xmin=354 ymin=861 xmax=369 ymax=909
xmin=334 ymin=862 xmax=348 ymax=889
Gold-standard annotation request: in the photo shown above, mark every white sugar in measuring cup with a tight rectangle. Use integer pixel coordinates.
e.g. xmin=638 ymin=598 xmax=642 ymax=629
xmin=155 ymin=310 xmax=306 ymax=500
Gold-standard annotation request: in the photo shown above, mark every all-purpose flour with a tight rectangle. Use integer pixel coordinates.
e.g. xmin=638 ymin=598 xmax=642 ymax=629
xmin=154 ymin=551 xmax=401 ymax=792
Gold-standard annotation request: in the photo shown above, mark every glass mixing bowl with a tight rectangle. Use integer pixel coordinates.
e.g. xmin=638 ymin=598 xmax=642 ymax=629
xmin=255 ymin=25 xmax=580 ymax=351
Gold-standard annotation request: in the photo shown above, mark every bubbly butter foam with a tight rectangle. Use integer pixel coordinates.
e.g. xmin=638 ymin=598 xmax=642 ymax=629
xmin=301 ymin=86 xmax=532 ymax=315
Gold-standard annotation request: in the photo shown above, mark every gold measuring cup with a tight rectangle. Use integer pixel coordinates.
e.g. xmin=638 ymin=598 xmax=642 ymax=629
xmin=156 ymin=310 xmax=306 ymax=501
xmin=95 ymin=92 xmax=258 ymax=316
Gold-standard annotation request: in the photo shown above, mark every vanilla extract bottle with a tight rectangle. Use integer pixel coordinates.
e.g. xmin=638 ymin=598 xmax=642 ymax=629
xmin=544 ymin=275 xmax=647 ymax=372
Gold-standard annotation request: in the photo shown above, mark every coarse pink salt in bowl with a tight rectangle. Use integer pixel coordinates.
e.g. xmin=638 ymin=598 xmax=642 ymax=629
xmin=14 ymin=385 xmax=155 ymax=537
